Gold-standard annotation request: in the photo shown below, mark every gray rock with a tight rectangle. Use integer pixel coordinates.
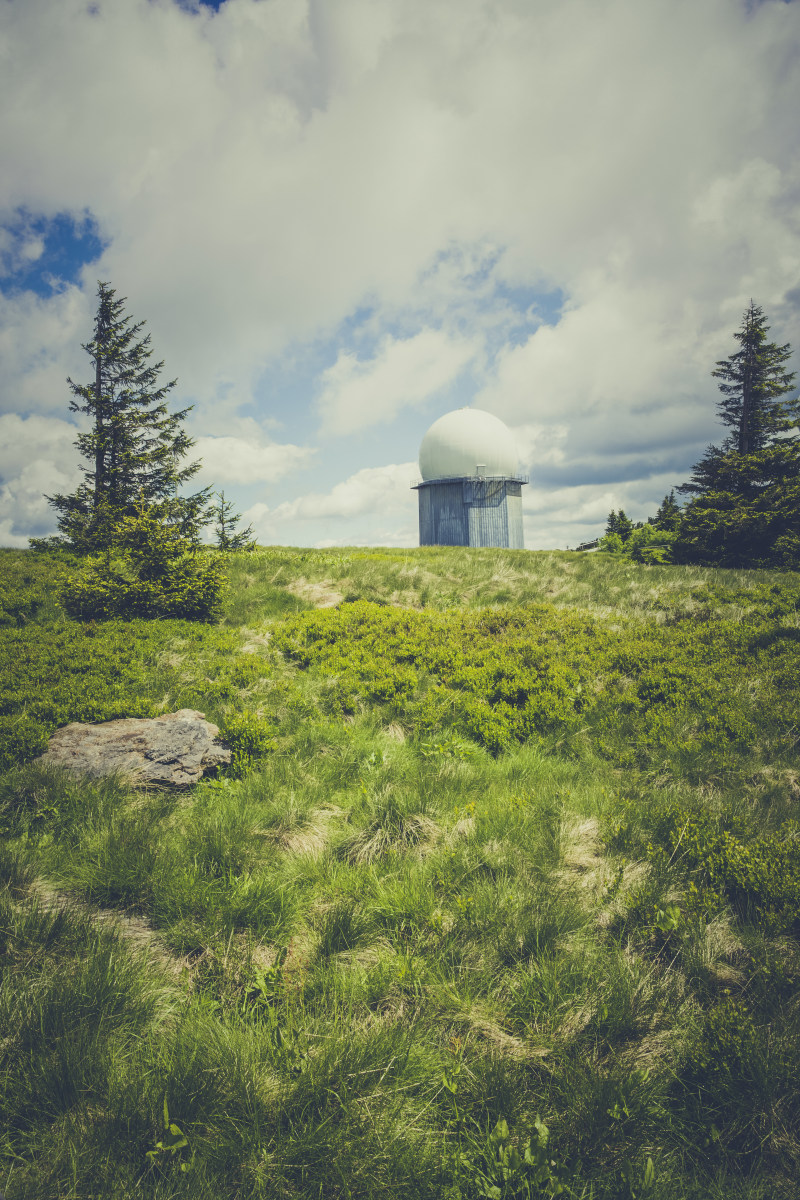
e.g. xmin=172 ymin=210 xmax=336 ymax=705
xmin=39 ymin=709 xmax=231 ymax=789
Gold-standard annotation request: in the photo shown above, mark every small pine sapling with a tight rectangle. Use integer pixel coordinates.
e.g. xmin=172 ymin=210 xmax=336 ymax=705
xmin=213 ymin=491 xmax=256 ymax=551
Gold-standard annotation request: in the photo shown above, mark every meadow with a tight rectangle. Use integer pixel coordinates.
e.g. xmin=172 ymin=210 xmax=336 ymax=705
xmin=1 ymin=544 xmax=799 ymax=1199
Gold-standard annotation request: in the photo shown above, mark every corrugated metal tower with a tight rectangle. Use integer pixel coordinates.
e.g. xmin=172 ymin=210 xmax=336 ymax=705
xmin=413 ymin=408 xmax=528 ymax=548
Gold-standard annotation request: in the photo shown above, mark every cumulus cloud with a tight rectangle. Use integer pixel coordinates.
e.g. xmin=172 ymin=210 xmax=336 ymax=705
xmin=192 ymin=435 xmax=314 ymax=485
xmin=316 ymin=330 xmax=477 ymax=435
xmin=477 ymin=284 xmax=755 ymax=494
xmin=522 ymin=473 xmax=682 ymax=551
xmin=0 ymin=286 xmax=93 ymax=419
xmin=1 ymin=0 xmax=799 ymax=546
xmin=0 ymin=413 xmax=83 ymax=542
xmin=5 ymin=0 xmax=796 ymax=397
xmin=0 ymin=413 xmax=79 ymax=477
xmin=271 ymin=462 xmax=417 ymax=521
xmin=243 ymin=462 xmax=418 ymax=545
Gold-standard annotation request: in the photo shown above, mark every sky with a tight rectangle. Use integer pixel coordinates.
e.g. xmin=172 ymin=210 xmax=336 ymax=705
xmin=1 ymin=0 xmax=799 ymax=551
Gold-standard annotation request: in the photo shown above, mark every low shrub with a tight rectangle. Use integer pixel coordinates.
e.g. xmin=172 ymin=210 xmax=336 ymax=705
xmin=272 ymin=597 xmax=798 ymax=770
xmin=0 ymin=582 xmax=43 ymax=627
xmin=60 ymin=507 xmax=226 ymax=622
xmin=599 ymin=524 xmax=676 ymax=564
xmin=0 ymin=616 xmax=253 ymax=772
xmin=678 ymin=996 xmax=796 ymax=1168
xmin=654 ymin=806 xmax=800 ymax=932
xmin=220 ymin=710 xmax=276 ymax=779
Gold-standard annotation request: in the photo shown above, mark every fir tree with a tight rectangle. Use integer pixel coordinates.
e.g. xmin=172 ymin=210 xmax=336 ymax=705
xmin=650 ymin=491 xmax=681 ymax=532
xmin=680 ymin=301 xmax=797 ymax=497
xmin=673 ymin=303 xmax=799 ymax=568
xmin=212 ymin=491 xmax=255 ymax=551
xmin=673 ymin=441 xmax=800 ymax=568
xmin=43 ymin=281 xmax=212 ymax=551
xmin=605 ymin=509 xmax=633 ymax=543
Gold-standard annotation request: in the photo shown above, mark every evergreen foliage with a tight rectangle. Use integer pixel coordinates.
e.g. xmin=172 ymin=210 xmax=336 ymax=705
xmin=212 ymin=491 xmax=255 ymax=551
xmin=712 ymin=300 xmax=797 ymax=456
xmin=599 ymin=506 xmax=675 ymax=563
xmin=622 ymin=524 xmax=676 ymax=564
xmin=649 ymin=491 xmax=681 ymax=532
xmin=60 ymin=505 xmax=226 ymax=622
xmin=681 ymin=301 xmax=797 ymax=499
xmin=674 ymin=440 xmax=800 ymax=568
xmin=605 ymin=509 xmax=633 ymax=542
xmin=675 ymin=302 xmax=799 ymax=568
xmin=42 ymin=281 xmax=213 ymax=552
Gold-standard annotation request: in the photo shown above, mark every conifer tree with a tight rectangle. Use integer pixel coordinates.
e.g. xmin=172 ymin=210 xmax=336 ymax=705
xmin=212 ymin=491 xmax=255 ymax=551
xmin=680 ymin=301 xmax=797 ymax=497
xmin=44 ymin=281 xmax=212 ymax=551
xmin=674 ymin=303 xmax=799 ymax=567
xmin=650 ymin=491 xmax=681 ymax=532
xmin=605 ymin=509 xmax=633 ymax=543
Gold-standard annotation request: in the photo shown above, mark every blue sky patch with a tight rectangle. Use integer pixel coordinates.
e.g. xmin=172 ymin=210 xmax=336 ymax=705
xmin=0 ymin=209 xmax=107 ymax=297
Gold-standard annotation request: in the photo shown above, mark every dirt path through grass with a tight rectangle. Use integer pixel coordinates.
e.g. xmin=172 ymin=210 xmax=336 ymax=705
xmin=21 ymin=876 xmax=189 ymax=981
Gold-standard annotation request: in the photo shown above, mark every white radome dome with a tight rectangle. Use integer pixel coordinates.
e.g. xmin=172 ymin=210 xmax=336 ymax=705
xmin=419 ymin=408 xmax=519 ymax=481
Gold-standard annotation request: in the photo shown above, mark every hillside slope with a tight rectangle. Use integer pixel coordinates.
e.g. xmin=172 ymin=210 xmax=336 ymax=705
xmin=1 ymin=546 xmax=799 ymax=1199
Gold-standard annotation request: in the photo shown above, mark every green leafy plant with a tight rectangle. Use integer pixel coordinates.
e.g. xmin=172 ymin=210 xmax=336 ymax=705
xmin=637 ymin=801 xmax=800 ymax=932
xmin=145 ymin=1094 xmax=194 ymax=1174
xmin=212 ymin=490 xmax=255 ymax=551
xmin=0 ymin=582 xmax=43 ymax=627
xmin=220 ymin=709 xmax=275 ymax=778
xmin=468 ymin=1116 xmax=571 ymax=1199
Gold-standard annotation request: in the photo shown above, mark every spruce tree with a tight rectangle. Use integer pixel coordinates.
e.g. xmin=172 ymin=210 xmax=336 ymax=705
xmin=44 ymin=281 xmax=212 ymax=551
xmin=680 ymin=301 xmax=797 ymax=497
xmin=605 ymin=509 xmax=633 ymax=543
xmin=213 ymin=491 xmax=255 ymax=551
xmin=674 ymin=303 xmax=799 ymax=567
xmin=650 ymin=491 xmax=681 ymax=532
xmin=673 ymin=440 xmax=800 ymax=568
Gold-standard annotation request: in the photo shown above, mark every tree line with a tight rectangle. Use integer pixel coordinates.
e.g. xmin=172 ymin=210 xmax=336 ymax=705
xmin=31 ymin=285 xmax=799 ymax=621
xmin=600 ymin=300 xmax=799 ymax=568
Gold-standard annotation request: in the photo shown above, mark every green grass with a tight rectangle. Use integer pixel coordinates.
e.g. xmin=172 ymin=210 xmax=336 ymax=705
xmin=0 ymin=545 xmax=799 ymax=1198
xmin=221 ymin=543 xmax=800 ymax=621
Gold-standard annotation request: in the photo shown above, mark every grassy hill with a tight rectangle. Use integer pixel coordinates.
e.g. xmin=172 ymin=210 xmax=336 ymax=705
xmin=1 ymin=545 xmax=799 ymax=1199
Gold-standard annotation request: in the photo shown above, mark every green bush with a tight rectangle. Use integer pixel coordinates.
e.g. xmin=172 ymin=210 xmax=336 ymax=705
xmin=0 ymin=715 xmax=50 ymax=778
xmin=610 ymin=788 xmax=800 ymax=936
xmin=626 ymin=524 xmax=676 ymax=564
xmin=656 ymin=806 xmax=800 ymax=931
xmin=220 ymin=710 xmax=276 ymax=778
xmin=0 ymin=582 xmax=43 ymax=627
xmin=597 ymin=530 xmax=626 ymax=555
xmin=0 ymin=616 xmax=249 ymax=772
xmin=60 ymin=507 xmax=226 ymax=622
xmin=0 ymin=551 xmax=61 ymax=625
xmin=679 ymin=996 xmax=791 ymax=1165
xmin=272 ymin=596 xmax=798 ymax=767
xmin=598 ymin=524 xmax=676 ymax=564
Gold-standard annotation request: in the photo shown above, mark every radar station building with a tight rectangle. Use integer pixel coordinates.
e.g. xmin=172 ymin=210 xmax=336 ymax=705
xmin=413 ymin=408 xmax=527 ymax=548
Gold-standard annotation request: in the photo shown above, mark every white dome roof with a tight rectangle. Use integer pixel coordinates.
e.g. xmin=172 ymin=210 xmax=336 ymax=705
xmin=419 ymin=408 xmax=519 ymax=481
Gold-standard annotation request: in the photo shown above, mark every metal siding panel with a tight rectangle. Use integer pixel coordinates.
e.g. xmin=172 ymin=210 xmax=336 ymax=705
xmin=419 ymin=482 xmax=469 ymax=545
xmin=417 ymin=478 xmax=525 ymax=548
xmin=418 ymin=486 xmax=433 ymax=545
xmin=507 ymin=492 xmax=524 ymax=548
xmin=469 ymin=495 xmax=508 ymax=546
